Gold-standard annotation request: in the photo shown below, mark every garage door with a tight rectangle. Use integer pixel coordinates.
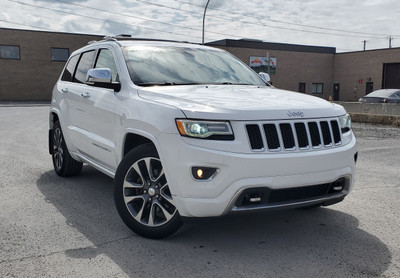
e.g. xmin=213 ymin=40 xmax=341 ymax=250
xmin=383 ymin=63 xmax=400 ymax=89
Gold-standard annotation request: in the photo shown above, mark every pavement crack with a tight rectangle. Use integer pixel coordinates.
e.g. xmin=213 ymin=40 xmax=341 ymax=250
xmin=0 ymin=235 xmax=135 ymax=264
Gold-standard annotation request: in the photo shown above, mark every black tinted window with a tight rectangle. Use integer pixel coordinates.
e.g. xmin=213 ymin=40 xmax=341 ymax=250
xmin=95 ymin=49 xmax=119 ymax=82
xmin=61 ymin=54 xmax=79 ymax=82
xmin=0 ymin=45 xmax=20 ymax=59
xmin=74 ymin=50 xmax=95 ymax=84
xmin=52 ymin=48 xmax=69 ymax=62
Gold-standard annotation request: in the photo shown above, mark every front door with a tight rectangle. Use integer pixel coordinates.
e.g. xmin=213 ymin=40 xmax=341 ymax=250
xmin=333 ymin=83 xmax=340 ymax=101
xmin=299 ymin=82 xmax=306 ymax=93
xmin=366 ymin=82 xmax=374 ymax=95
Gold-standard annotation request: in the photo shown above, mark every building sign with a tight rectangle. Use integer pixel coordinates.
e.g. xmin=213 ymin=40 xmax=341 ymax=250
xmin=249 ymin=56 xmax=277 ymax=74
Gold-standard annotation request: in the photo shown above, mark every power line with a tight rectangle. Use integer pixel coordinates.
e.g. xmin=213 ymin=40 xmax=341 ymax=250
xmin=134 ymin=0 xmax=388 ymax=39
xmin=51 ymin=0 xmax=243 ymax=39
xmin=0 ymin=18 xmax=54 ymax=32
xmin=170 ymin=0 xmax=392 ymax=38
xmin=6 ymin=0 xmax=203 ymax=40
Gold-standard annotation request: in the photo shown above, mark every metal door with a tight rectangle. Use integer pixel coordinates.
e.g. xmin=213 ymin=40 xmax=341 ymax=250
xmin=333 ymin=83 xmax=340 ymax=101
xmin=299 ymin=82 xmax=306 ymax=93
xmin=366 ymin=82 xmax=373 ymax=95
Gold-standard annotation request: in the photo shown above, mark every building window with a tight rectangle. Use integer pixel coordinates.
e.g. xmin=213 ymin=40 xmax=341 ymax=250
xmin=312 ymin=83 xmax=324 ymax=94
xmin=51 ymin=48 xmax=69 ymax=62
xmin=0 ymin=45 xmax=20 ymax=60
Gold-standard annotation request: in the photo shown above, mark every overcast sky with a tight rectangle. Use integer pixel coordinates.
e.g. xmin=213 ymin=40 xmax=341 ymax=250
xmin=1 ymin=0 xmax=399 ymax=52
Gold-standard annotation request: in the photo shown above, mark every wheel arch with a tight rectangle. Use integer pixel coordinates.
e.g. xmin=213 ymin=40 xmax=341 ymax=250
xmin=122 ymin=132 xmax=158 ymax=158
xmin=48 ymin=110 xmax=60 ymax=155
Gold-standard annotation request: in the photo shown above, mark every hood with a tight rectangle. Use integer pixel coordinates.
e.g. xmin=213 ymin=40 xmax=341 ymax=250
xmin=138 ymin=85 xmax=346 ymax=121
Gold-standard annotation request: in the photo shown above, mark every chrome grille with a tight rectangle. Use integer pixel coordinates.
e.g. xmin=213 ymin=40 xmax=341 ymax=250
xmin=245 ymin=119 xmax=342 ymax=152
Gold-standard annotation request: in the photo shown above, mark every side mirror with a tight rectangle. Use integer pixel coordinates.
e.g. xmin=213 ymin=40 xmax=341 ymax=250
xmin=85 ymin=68 xmax=121 ymax=92
xmin=258 ymin=72 xmax=271 ymax=83
xmin=86 ymin=68 xmax=112 ymax=84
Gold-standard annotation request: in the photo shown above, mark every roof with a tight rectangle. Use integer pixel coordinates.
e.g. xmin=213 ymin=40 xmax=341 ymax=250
xmin=206 ymin=39 xmax=336 ymax=54
xmin=365 ymin=89 xmax=400 ymax=97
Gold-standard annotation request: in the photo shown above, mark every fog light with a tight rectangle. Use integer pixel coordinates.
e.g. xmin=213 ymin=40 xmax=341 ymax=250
xmin=192 ymin=167 xmax=218 ymax=180
xmin=197 ymin=169 xmax=203 ymax=179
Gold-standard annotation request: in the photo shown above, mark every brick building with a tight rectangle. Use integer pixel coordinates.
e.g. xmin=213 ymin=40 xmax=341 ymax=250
xmin=0 ymin=28 xmax=102 ymax=101
xmin=1 ymin=28 xmax=400 ymax=101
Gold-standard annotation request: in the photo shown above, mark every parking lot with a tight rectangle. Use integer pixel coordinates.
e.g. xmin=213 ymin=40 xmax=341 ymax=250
xmin=0 ymin=105 xmax=399 ymax=278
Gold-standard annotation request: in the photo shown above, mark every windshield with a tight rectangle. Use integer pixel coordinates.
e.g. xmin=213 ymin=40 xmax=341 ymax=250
xmin=122 ymin=45 xmax=265 ymax=86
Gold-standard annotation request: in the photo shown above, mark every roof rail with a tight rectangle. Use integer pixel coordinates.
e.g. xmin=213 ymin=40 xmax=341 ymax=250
xmin=94 ymin=35 xmax=196 ymax=45
xmin=103 ymin=36 xmax=117 ymax=41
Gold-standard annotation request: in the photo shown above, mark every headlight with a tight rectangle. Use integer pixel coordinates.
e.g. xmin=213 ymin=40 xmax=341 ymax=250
xmin=176 ymin=119 xmax=234 ymax=140
xmin=339 ymin=114 xmax=351 ymax=133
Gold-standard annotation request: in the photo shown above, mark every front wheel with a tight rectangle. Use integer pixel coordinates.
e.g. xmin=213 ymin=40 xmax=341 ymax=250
xmin=114 ymin=144 xmax=183 ymax=239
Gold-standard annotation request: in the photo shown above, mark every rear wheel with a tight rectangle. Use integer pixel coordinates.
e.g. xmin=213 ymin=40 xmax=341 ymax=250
xmin=52 ymin=121 xmax=82 ymax=177
xmin=114 ymin=144 xmax=182 ymax=239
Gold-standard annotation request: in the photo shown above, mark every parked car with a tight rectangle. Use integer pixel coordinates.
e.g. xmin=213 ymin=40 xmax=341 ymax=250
xmin=359 ymin=89 xmax=400 ymax=103
xmin=49 ymin=36 xmax=357 ymax=239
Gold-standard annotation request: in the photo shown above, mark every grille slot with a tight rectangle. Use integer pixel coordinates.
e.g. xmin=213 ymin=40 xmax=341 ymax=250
xmin=279 ymin=123 xmax=295 ymax=149
xmin=246 ymin=124 xmax=264 ymax=150
xmin=294 ymin=123 xmax=309 ymax=149
xmin=308 ymin=122 xmax=321 ymax=147
xmin=320 ymin=121 xmax=332 ymax=146
xmin=246 ymin=118 xmax=344 ymax=152
xmin=263 ymin=124 xmax=280 ymax=150
xmin=331 ymin=120 xmax=341 ymax=144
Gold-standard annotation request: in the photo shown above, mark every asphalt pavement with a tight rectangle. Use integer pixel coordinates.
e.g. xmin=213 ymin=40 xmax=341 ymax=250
xmin=0 ymin=106 xmax=399 ymax=278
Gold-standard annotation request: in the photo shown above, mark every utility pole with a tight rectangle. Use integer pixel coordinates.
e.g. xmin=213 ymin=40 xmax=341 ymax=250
xmin=266 ymin=52 xmax=270 ymax=74
xmin=202 ymin=0 xmax=211 ymax=45
xmin=389 ymin=36 xmax=392 ymax=48
xmin=362 ymin=40 xmax=366 ymax=51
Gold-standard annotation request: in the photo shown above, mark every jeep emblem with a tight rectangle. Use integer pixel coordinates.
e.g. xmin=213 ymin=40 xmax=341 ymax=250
xmin=287 ymin=111 xmax=304 ymax=117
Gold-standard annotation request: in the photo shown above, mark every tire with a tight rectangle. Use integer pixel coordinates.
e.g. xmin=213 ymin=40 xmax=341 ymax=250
xmin=114 ymin=144 xmax=183 ymax=239
xmin=51 ymin=121 xmax=83 ymax=177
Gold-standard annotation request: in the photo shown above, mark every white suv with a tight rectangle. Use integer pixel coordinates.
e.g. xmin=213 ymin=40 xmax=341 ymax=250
xmin=49 ymin=36 xmax=357 ymax=238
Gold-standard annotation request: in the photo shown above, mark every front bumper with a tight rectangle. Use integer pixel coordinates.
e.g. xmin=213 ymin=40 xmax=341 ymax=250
xmin=158 ymin=133 xmax=357 ymax=217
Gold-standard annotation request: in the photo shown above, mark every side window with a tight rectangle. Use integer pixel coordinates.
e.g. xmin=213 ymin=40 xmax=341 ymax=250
xmin=95 ymin=49 xmax=119 ymax=82
xmin=74 ymin=50 xmax=96 ymax=84
xmin=61 ymin=54 xmax=79 ymax=82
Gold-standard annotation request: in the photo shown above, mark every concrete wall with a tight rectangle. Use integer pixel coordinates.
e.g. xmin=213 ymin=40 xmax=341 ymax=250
xmin=337 ymin=102 xmax=400 ymax=116
xmin=334 ymin=48 xmax=400 ymax=102
xmin=0 ymin=28 xmax=102 ymax=101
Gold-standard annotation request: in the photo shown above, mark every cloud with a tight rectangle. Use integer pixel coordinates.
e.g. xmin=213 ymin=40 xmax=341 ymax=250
xmin=101 ymin=21 xmax=142 ymax=36
xmin=1 ymin=0 xmax=399 ymax=52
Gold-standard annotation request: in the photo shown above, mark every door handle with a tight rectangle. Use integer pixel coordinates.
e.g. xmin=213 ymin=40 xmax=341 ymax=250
xmin=61 ymin=88 xmax=69 ymax=93
xmin=81 ymin=92 xmax=91 ymax=98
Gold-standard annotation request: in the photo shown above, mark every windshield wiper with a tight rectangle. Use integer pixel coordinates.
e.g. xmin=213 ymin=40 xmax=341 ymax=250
xmin=220 ymin=82 xmax=253 ymax=85
xmin=137 ymin=82 xmax=205 ymax=87
xmin=137 ymin=82 xmax=176 ymax=87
